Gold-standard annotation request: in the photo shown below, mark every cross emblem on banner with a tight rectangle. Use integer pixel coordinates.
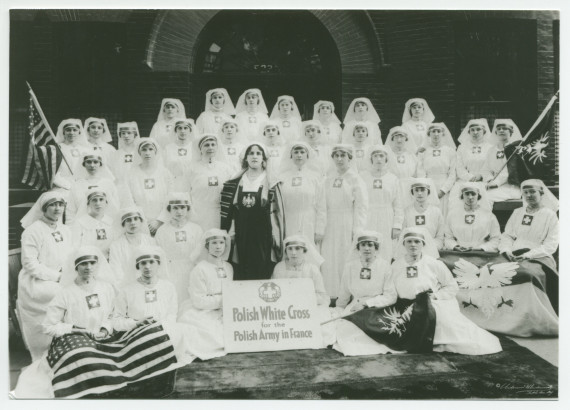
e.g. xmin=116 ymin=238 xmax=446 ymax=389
xmin=415 ymin=215 xmax=425 ymax=225
xmin=178 ymin=148 xmax=187 ymax=156
xmin=124 ymin=154 xmax=133 ymax=163
xmin=292 ymin=176 xmax=302 ymax=186
xmin=496 ymin=151 xmax=505 ymax=159
xmin=333 ymin=178 xmax=343 ymax=188
xmin=52 ymin=231 xmax=63 ymax=242
xmin=283 ymin=121 xmax=290 ymax=128
xmin=227 ymin=147 xmax=236 ymax=155
xmin=259 ymin=282 xmax=281 ymax=302
xmin=465 ymin=215 xmax=475 ymax=225
xmin=96 ymin=229 xmax=107 ymax=240
xmin=144 ymin=179 xmax=155 ymax=189
xmin=208 ymin=176 xmax=219 ymax=186
xmin=175 ymin=231 xmax=187 ymax=242
xmin=373 ymin=179 xmax=382 ymax=189
xmin=356 ymin=150 xmax=364 ymax=158
xmin=86 ymin=294 xmax=101 ymax=309
xmin=406 ymin=266 xmax=418 ymax=278
xmin=145 ymin=289 xmax=157 ymax=303
xmin=397 ymin=155 xmax=405 ymax=164
xmin=249 ymin=116 xmax=257 ymax=123
xmin=433 ymin=149 xmax=441 ymax=157
xmin=472 ymin=146 xmax=482 ymax=154
xmin=522 ymin=215 xmax=534 ymax=226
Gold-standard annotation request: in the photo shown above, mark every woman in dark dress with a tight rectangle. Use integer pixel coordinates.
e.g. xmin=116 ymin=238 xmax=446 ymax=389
xmin=220 ymin=143 xmax=285 ymax=280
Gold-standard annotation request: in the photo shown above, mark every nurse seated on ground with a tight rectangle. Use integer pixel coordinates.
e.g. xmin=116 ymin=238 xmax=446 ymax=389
xmin=178 ymin=229 xmax=234 ymax=360
xmin=113 ymin=246 xmax=196 ymax=366
xmin=333 ymin=231 xmax=398 ymax=356
xmin=271 ymin=235 xmax=337 ymax=347
xmin=444 ymin=183 xmax=501 ymax=252
xmin=392 ymin=228 xmax=502 ymax=355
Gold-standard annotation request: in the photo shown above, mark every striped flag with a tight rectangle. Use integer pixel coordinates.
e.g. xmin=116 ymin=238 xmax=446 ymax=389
xmin=21 ymin=83 xmax=63 ymax=190
xmin=47 ymin=321 xmax=179 ymax=398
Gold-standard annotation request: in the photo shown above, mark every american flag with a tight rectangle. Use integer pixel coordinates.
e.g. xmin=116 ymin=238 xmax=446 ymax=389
xmin=21 ymin=83 xmax=64 ymax=190
xmin=47 ymin=321 xmax=179 ymax=398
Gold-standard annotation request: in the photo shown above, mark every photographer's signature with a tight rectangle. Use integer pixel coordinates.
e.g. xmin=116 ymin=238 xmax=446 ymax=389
xmin=495 ymin=383 xmax=554 ymax=396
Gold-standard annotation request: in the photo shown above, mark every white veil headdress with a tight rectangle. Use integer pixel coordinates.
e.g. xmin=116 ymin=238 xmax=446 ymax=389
xmin=235 ymin=88 xmax=269 ymax=115
xmin=84 ymin=117 xmax=113 ymax=144
xmin=402 ymin=98 xmax=435 ymax=124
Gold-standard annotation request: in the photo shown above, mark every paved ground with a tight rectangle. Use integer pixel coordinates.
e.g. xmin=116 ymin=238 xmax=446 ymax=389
xmin=8 ymin=319 xmax=559 ymax=393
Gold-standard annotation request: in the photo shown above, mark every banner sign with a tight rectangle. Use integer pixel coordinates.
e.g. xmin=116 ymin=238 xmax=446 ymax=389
xmin=222 ymin=278 xmax=323 ymax=353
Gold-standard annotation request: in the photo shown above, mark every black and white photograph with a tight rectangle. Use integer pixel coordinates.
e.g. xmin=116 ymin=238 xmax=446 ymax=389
xmin=3 ymin=0 xmax=565 ymax=404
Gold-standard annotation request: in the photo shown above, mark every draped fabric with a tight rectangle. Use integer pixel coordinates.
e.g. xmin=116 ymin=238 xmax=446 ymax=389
xmin=439 ymin=250 xmax=558 ymax=336
xmin=47 ymin=321 xmax=179 ymax=398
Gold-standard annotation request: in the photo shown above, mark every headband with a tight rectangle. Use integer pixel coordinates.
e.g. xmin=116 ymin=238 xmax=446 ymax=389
xmin=87 ymin=191 xmax=106 ymax=203
xmin=121 ymin=211 xmax=142 ymax=224
xmin=199 ymin=135 xmax=217 ymax=150
xmin=357 ymin=235 xmax=379 ymax=244
xmin=136 ymin=254 xmax=161 ymax=265
xmin=75 ymin=254 xmax=98 ymax=269
xmin=403 ymin=232 xmax=426 ymax=243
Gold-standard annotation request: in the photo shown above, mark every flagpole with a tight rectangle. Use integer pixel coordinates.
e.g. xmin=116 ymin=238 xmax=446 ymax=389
xmin=26 ymin=81 xmax=74 ymax=175
xmin=488 ymin=90 xmax=559 ymax=183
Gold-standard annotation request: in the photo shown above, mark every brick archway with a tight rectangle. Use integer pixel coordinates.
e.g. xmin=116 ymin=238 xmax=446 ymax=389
xmin=145 ymin=10 xmax=382 ymax=74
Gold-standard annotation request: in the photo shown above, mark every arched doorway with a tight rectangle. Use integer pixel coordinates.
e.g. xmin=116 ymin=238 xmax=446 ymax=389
xmin=191 ymin=10 xmax=342 ymax=120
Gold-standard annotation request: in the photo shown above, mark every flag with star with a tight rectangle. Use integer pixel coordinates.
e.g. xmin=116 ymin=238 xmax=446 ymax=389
xmin=21 ymin=82 xmax=68 ymax=190
xmin=439 ymin=250 xmax=559 ymax=331
xmin=504 ymin=92 xmax=558 ymax=185
xmin=46 ymin=321 xmax=178 ymax=398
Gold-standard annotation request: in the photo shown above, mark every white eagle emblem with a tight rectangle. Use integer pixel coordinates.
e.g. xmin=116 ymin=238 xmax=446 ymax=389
xmin=242 ymin=193 xmax=256 ymax=208
xmin=453 ymin=258 xmax=519 ymax=318
xmin=516 ymin=132 xmax=549 ymax=165
xmin=378 ymin=305 xmax=413 ymax=337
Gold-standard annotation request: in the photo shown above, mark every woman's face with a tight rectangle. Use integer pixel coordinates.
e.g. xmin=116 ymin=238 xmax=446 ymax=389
xmin=119 ymin=130 xmax=136 ymax=145
xmin=63 ymin=125 xmax=80 ymax=144
xmin=222 ymin=123 xmax=238 ymax=138
xmin=371 ymin=151 xmax=388 ymax=166
xmin=278 ymin=100 xmax=292 ymax=114
xmin=304 ymin=126 xmax=320 ymax=142
xmin=176 ymin=124 xmax=192 ymax=140
xmin=292 ymin=147 xmax=308 ymax=168
xmin=138 ymin=259 xmax=158 ymax=280
xmin=87 ymin=122 xmax=104 ymax=139
xmin=170 ymin=204 xmax=189 ymax=222
xmin=84 ymin=159 xmax=101 ymax=175
xmin=469 ymin=125 xmax=485 ymax=140
xmin=319 ymin=104 xmax=332 ymax=116
xmin=264 ymin=126 xmax=278 ymax=138
xmin=353 ymin=126 xmax=368 ymax=143
xmin=354 ymin=101 xmax=368 ymax=113
xmin=76 ymin=260 xmax=97 ymax=282
xmin=246 ymin=145 xmax=264 ymax=169
xmin=44 ymin=201 xmax=65 ymax=221
xmin=412 ymin=186 xmax=428 ymax=203
xmin=495 ymin=124 xmax=512 ymax=143
xmin=358 ymin=241 xmax=377 ymax=258
xmin=286 ymin=245 xmax=305 ymax=264
xmin=392 ymin=133 xmax=407 ymax=149
xmin=428 ymin=128 xmax=443 ymax=146
xmin=123 ymin=216 xmax=142 ymax=234
xmin=410 ymin=102 xmax=424 ymax=119
xmin=211 ymin=92 xmax=225 ymax=109
xmin=207 ymin=238 xmax=226 ymax=258
xmin=88 ymin=196 xmax=108 ymax=214
xmin=164 ymin=103 xmax=178 ymax=119
xmin=522 ymin=187 xmax=542 ymax=207
xmin=140 ymin=144 xmax=157 ymax=161
xmin=404 ymin=238 xmax=423 ymax=257
xmin=333 ymin=151 xmax=350 ymax=171
xmin=245 ymin=92 xmax=259 ymax=107
xmin=462 ymin=190 xmax=479 ymax=207
xmin=200 ymin=139 xmax=218 ymax=158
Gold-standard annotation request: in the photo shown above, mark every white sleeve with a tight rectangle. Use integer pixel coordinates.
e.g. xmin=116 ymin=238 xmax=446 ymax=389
xmin=364 ymin=265 xmax=397 ymax=308
xmin=21 ymin=228 xmax=61 ymax=282
xmin=523 ymin=212 xmax=559 ymax=259
xmin=433 ymin=260 xmax=458 ymax=300
xmin=42 ymin=293 xmax=73 ymax=338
